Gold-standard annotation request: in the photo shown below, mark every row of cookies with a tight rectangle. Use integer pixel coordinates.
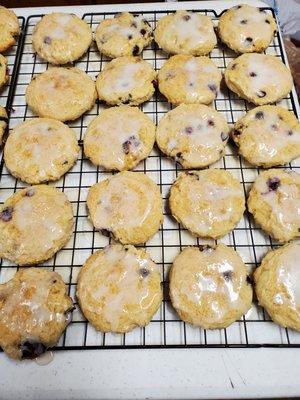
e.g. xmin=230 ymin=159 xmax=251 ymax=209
xmin=1 ymin=238 xmax=299 ymax=360
xmin=30 ymin=5 xmax=277 ymax=65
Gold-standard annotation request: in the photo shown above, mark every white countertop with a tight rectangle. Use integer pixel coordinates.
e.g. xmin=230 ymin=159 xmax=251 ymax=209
xmin=1 ymin=1 xmax=300 ymax=399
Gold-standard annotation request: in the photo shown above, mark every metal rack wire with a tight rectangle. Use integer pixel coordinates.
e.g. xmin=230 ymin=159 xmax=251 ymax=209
xmin=0 ymin=8 xmax=300 ymax=350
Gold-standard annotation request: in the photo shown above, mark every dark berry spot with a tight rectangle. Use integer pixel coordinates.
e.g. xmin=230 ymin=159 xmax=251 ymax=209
xmin=43 ymin=36 xmax=51 ymax=44
xmin=166 ymin=72 xmax=175 ymax=80
xmin=25 ymin=188 xmax=35 ymax=197
xmin=271 ymin=124 xmax=278 ymax=130
xmin=223 ymin=271 xmax=233 ymax=281
xmin=257 ymin=90 xmax=266 ymax=98
xmin=20 ymin=341 xmax=46 ymax=359
xmin=265 ymin=19 xmax=270 ymax=24
xmin=221 ymin=132 xmax=228 ymax=141
xmin=62 ymin=160 xmax=69 ymax=165
xmin=139 ymin=268 xmax=150 ymax=278
xmin=131 ymin=22 xmax=138 ymax=28
xmin=189 ymin=82 xmax=194 ymax=87
xmin=208 ymin=83 xmax=217 ymax=94
xmin=52 ymin=279 xmax=57 ymax=284
xmin=183 ymin=14 xmax=191 ymax=21
xmin=128 ymin=34 xmax=133 ymax=40
xmin=255 ymin=111 xmax=264 ymax=119
xmin=132 ymin=45 xmax=140 ymax=56
xmin=246 ymin=275 xmax=253 ymax=285
xmin=207 ymin=119 xmax=215 ymax=127
xmin=101 ymin=229 xmax=111 ymax=237
xmin=279 ymin=115 xmax=284 ymax=121
xmin=240 ymin=19 xmax=247 ymax=24
xmin=175 ymin=152 xmax=182 ymax=160
xmin=0 ymin=207 xmax=13 ymax=222
xmin=233 ymin=129 xmax=241 ymax=136
xmin=231 ymin=63 xmax=237 ymax=70
xmin=235 ymin=5 xmax=242 ymax=9
xmin=287 ymin=130 xmax=293 ymax=136
xmin=140 ymin=29 xmax=146 ymax=36
xmin=249 ymin=72 xmax=257 ymax=77
xmin=245 ymin=37 xmax=253 ymax=43
xmin=267 ymin=177 xmax=280 ymax=191
xmin=184 ymin=126 xmax=193 ymax=135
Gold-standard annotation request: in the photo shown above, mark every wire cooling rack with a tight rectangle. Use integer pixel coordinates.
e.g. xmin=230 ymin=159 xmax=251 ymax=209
xmin=0 ymin=8 xmax=300 ymax=350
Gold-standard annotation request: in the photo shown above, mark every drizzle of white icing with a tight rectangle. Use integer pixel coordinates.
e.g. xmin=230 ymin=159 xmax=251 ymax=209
xmin=107 ymin=62 xmax=142 ymax=94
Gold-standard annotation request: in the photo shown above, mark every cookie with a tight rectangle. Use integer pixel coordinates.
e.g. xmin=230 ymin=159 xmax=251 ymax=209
xmin=0 ymin=185 xmax=74 ymax=265
xmin=248 ymin=169 xmax=300 ymax=242
xmin=158 ymin=55 xmax=221 ymax=105
xmin=4 ymin=118 xmax=80 ymax=184
xmin=224 ymin=53 xmax=293 ymax=105
xmin=0 ymin=6 xmax=20 ymax=53
xmin=169 ymin=244 xmax=252 ymax=329
xmin=32 ymin=13 xmax=92 ymax=65
xmin=83 ymin=106 xmax=155 ymax=171
xmin=87 ymin=171 xmax=163 ymax=244
xmin=254 ymin=242 xmax=300 ymax=332
xmin=26 ymin=67 xmax=97 ymax=121
xmin=77 ymin=244 xmax=162 ymax=333
xmin=156 ymin=104 xmax=229 ymax=168
xmin=232 ymin=106 xmax=300 ymax=167
xmin=0 ymin=106 xmax=8 ymax=146
xmin=0 ymin=54 xmax=9 ymax=89
xmin=154 ymin=10 xmax=216 ymax=56
xmin=96 ymin=56 xmax=156 ymax=106
xmin=169 ymin=169 xmax=245 ymax=239
xmin=0 ymin=268 xmax=73 ymax=360
xmin=95 ymin=12 xmax=153 ymax=59
xmin=218 ymin=4 xmax=277 ymax=54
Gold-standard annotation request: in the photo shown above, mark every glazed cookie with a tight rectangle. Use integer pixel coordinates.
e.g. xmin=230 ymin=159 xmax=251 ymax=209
xmin=0 ymin=185 xmax=74 ymax=265
xmin=158 ymin=55 xmax=221 ymax=105
xmin=218 ymin=4 xmax=276 ymax=54
xmin=169 ymin=169 xmax=245 ymax=239
xmin=232 ymin=106 xmax=300 ymax=167
xmin=4 ymin=118 xmax=80 ymax=184
xmin=87 ymin=171 xmax=163 ymax=244
xmin=254 ymin=242 xmax=300 ymax=332
xmin=169 ymin=244 xmax=252 ymax=329
xmin=0 ymin=106 xmax=8 ymax=145
xmin=32 ymin=13 xmax=92 ymax=64
xmin=0 ymin=54 xmax=9 ymax=89
xmin=156 ymin=104 xmax=229 ymax=168
xmin=224 ymin=54 xmax=293 ymax=105
xmin=248 ymin=169 xmax=300 ymax=242
xmin=0 ymin=268 xmax=73 ymax=360
xmin=95 ymin=12 xmax=153 ymax=58
xmin=77 ymin=244 xmax=162 ymax=333
xmin=84 ymin=106 xmax=155 ymax=171
xmin=26 ymin=67 xmax=97 ymax=121
xmin=0 ymin=6 xmax=20 ymax=53
xmin=154 ymin=10 xmax=217 ymax=56
xmin=96 ymin=56 xmax=156 ymax=106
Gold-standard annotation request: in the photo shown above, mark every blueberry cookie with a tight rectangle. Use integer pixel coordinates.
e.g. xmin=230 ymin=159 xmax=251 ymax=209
xmin=169 ymin=169 xmax=245 ymax=239
xmin=77 ymin=244 xmax=162 ymax=333
xmin=26 ymin=67 xmax=97 ymax=121
xmin=0 ymin=6 xmax=20 ymax=53
xmin=232 ymin=106 xmax=300 ymax=167
xmin=218 ymin=4 xmax=276 ymax=54
xmin=158 ymin=55 xmax=221 ymax=105
xmin=224 ymin=54 xmax=293 ymax=105
xmin=96 ymin=56 xmax=156 ymax=106
xmin=4 ymin=118 xmax=80 ymax=184
xmin=254 ymin=242 xmax=300 ymax=332
xmin=0 ymin=54 xmax=9 ymax=90
xmin=32 ymin=13 xmax=92 ymax=64
xmin=155 ymin=10 xmax=216 ymax=56
xmin=0 ymin=268 xmax=73 ymax=360
xmin=248 ymin=169 xmax=300 ymax=242
xmin=0 ymin=185 xmax=74 ymax=265
xmin=95 ymin=12 xmax=153 ymax=59
xmin=169 ymin=244 xmax=252 ymax=329
xmin=87 ymin=171 xmax=163 ymax=244
xmin=156 ymin=104 xmax=229 ymax=168
xmin=0 ymin=106 xmax=8 ymax=146
xmin=84 ymin=106 xmax=155 ymax=171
